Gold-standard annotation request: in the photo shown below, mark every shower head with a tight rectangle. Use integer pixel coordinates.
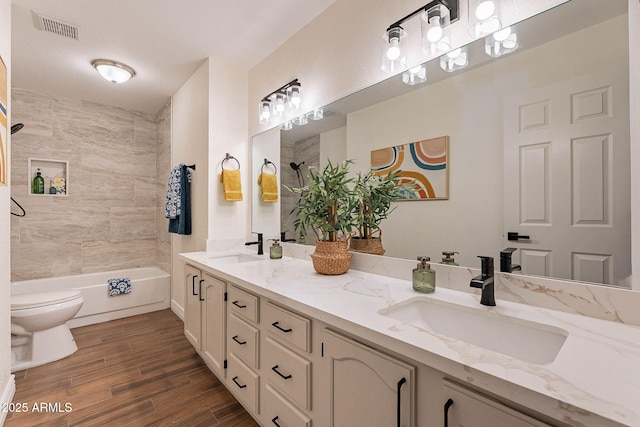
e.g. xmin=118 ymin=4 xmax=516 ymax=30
xmin=290 ymin=161 xmax=305 ymax=171
xmin=11 ymin=123 xmax=24 ymax=135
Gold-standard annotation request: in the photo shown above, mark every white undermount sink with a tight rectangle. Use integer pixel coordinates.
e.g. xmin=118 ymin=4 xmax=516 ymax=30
xmin=207 ymin=253 xmax=264 ymax=264
xmin=379 ymin=297 xmax=568 ymax=365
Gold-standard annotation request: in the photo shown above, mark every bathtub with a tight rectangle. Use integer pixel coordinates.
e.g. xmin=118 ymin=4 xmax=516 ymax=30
xmin=11 ymin=267 xmax=171 ymax=328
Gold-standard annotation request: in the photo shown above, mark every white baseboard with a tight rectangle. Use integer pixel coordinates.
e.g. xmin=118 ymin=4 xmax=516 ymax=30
xmin=171 ymin=300 xmax=184 ymax=321
xmin=0 ymin=375 xmax=16 ymax=426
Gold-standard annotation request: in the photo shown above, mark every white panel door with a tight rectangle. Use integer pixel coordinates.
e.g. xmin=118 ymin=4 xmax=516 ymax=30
xmin=504 ymin=68 xmax=631 ymax=285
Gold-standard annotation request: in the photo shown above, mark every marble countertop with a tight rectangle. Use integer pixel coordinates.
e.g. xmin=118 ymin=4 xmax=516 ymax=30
xmin=181 ymin=250 xmax=640 ymax=427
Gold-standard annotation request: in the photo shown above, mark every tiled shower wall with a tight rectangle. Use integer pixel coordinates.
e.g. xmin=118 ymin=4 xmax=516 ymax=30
xmin=155 ymin=101 xmax=171 ymax=274
xmin=10 ymin=88 xmax=171 ymax=281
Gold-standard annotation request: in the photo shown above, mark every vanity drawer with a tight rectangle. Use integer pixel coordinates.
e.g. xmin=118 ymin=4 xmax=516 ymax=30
xmin=227 ymin=352 xmax=259 ymax=414
xmin=263 ymin=301 xmax=311 ymax=353
xmin=263 ymin=336 xmax=311 ymax=410
xmin=228 ymin=313 xmax=259 ymax=368
xmin=228 ymin=285 xmax=259 ymax=324
xmin=263 ymin=383 xmax=311 ymax=427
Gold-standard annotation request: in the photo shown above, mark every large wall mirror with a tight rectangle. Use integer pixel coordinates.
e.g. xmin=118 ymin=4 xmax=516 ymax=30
xmin=251 ymin=0 xmax=633 ymax=288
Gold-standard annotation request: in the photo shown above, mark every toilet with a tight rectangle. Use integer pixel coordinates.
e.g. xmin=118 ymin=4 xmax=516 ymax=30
xmin=11 ymin=290 xmax=84 ymax=372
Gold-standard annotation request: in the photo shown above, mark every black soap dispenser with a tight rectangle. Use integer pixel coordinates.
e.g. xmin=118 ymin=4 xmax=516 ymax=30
xmin=270 ymin=239 xmax=283 ymax=259
xmin=413 ymin=256 xmax=436 ymax=293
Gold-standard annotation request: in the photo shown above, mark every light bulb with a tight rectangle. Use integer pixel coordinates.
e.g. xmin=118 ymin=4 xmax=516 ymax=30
xmin=493 ymin=27 xmax=511 ymax=42
xmin=475 ymin=1 xmax=495 ymax=20
xmin=427 ymin=17 xmax=443 ymax=42
xmin=387 ymin=38 xmax=401 ymax=61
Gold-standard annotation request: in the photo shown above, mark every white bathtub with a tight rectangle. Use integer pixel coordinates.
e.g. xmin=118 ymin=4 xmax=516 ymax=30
xmin=11 ymin=267 xmax=171 ymax=328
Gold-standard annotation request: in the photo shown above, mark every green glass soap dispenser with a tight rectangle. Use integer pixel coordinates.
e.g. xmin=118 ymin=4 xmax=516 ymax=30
xmin=270 ymin=239 xmax=283 ymax=259
xmin=413 ymin=256 xmax=436 ymax=293
xmin=32 ymin=168 xmax=45 ymax=194
xmin=441 ymin=251 xmax=459 ymax=266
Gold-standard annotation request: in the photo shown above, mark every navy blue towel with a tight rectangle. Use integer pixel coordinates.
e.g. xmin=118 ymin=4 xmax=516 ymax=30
xmin=168 ymin=164 xmax=192 ymax=235
xmin=108 ymin=278 xmax=131 ymax=296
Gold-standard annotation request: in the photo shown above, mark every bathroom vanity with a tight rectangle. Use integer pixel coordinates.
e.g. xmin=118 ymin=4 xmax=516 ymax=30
xmin=180 ymin=249 xmax=640 ymax=427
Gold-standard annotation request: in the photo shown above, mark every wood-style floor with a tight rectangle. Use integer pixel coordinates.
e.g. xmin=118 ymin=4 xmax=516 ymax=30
xmin=5 ymin=309 xmax=259 ymax=427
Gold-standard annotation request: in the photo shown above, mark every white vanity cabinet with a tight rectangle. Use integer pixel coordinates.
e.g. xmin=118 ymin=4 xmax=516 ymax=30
xmin=322 ymin=328 xmax=415 ymax=427
xmin=183 ymin=264 xmax=227 ymax=379
xmin=440 ymin=380 xmax=553 ymax=427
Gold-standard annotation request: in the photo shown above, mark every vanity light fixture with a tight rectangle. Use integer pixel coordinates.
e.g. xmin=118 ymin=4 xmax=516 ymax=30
xmin=292 ymin=113 xmax=308 ymax=126
xmin=402 ymin=64 xmax=427 ymax=85
xmin=469 ymin=0 xmax=501 ymax=38
xmin=381 ymin=0 xmax=459 ymax=73
xmin=91 ymin=59 xmax=136 ymax=83
xmin=258 ymin=79 xmax=302 ymax=125
xmin=440 ymin=45 xmax=468 ymax=72
xmin=280 ymin=120 xmax=294 ymax=131
xmin=485 ymin=26 xmax=519 ymax=57
xmin=310 ymin=108 xmax=324 ymax=121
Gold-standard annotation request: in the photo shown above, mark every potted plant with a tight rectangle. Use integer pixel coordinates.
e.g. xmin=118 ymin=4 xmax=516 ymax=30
xmin=351 ymin=169 xmax=414 ymax=255
xmin=287 ymin=159 xmax=359 ymax=275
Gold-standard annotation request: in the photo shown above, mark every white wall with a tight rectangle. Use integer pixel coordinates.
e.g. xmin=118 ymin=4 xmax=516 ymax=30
xmin=251 ymin=127 xmax=280 ymax=240
xmin=208 ymin=57 xmax=250 ymax=242
xmin=346 ymin=15 xmax=629 ymax=268
xmin=0 ymin=0 xmax=13 ymax=413
xmin=320 ymin=126 xmax=347 ymax=169
xmin=170 ymin=60 xmax=209 ymax=315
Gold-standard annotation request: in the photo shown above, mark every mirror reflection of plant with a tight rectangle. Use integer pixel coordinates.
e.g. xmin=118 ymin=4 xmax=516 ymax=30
xmin=286 ymin=159 xmax=359 ymax=243
xmin=354 ymin=170 xmax=415 ymax=240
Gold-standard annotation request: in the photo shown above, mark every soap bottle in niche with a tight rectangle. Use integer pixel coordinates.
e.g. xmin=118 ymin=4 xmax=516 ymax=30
xmin=32 ymin=168 xmax=45 ymax=194
xmin=413 ymin=256 xmax=436 ymax=293
xmin=270 ymin=239 xmax=283 ymax=259
xmin=440 ymin=251 xmax=459 ymax=266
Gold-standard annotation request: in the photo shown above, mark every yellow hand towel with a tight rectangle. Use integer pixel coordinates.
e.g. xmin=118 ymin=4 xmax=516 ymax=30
xmin=220 ymin=169 xmax=243 ymax=201
xmin=258 ymin=172 xmax=278 ymax=203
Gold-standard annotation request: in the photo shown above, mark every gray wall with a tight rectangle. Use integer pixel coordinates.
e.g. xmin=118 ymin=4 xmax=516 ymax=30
xmin=10 ymin=88 xmax=169 ymax=281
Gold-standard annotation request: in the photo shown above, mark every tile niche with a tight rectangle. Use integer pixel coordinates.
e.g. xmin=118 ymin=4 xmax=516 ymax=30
xmin=28 ymin=158 xmax=68 ymax=196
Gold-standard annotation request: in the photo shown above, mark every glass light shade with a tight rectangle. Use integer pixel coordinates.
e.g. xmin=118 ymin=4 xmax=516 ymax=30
xmin=310 ymin=108 xmax=324 ymax=120
xmin=293 ymin=114 xmax=308 ymax=126
xmin=402 ymin=64 xmax=427 ymax=85
xmin=485 ymin=27 xmax=519 ymax=57
xmin=91 ymin=59 xmax=135 ymax=83
xmin=421 ymin=4 xmax=451 ymax=57
xmin=259 ymin=99 xmax=272 ymax=125
xmin=280 ymin=121 xmax=293 ymax=130
xmin=274 ymin=92 xmax=287 ymax=116
xmin=468 ymin=0 xmax=501 ymax=38
xmin=287 ymin=83 xmax=302 ymax=110
xmin=440 ymin=46 xmax=468 ymax=72
xmin=381 ymin=26 xmax=407 ymax=73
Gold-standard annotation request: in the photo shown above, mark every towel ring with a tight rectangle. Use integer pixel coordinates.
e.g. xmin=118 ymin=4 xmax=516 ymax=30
xmin=221 ymin=153 xmax=240 ymax=171
xmin=261 ymin=159 xmax=277 ymax=175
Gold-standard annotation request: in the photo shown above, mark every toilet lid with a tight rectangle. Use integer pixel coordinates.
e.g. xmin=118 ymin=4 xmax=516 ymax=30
xmin=11 ymin=290 xmax=82 ymax=310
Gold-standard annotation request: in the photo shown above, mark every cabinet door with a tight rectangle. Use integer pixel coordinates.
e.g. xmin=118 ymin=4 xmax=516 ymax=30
xmin=184 ymin=264 xmax=202 ymax=350
xmin=323 ymin=329 xmax=415 ymax=427
xmin=201 ymin=273 xmax=226 ymax=378
xmin=443 ymin=380 xmax=553 ymax=427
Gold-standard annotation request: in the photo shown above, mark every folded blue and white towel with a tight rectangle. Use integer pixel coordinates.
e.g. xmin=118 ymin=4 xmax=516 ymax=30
xmin=108 ymin=278 xmax=132 ymax=296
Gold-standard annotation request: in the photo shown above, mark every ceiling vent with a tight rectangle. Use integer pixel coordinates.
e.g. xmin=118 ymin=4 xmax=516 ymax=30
xmin=32 ymin=11 xmax=79 ymax=40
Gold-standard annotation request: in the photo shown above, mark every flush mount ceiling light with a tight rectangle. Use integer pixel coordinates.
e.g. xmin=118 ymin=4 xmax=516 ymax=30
xmin=91 ymin=59 xmax=136 ymax=84
xmin=258 ymin=79 xmax=302 ymax=126
xmin=382 ymin=0 xmax=459 ymax=74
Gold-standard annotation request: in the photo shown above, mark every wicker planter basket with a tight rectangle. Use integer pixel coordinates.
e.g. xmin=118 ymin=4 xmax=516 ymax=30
xmin=350 ymin=230 xmax=385 ymax=255
xmin=310 ymin=240 xmax=353 ymax=275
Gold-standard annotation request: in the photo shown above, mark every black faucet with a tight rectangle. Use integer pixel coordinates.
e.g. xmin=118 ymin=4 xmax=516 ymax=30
xmin=245 ymin=232 xmax=264 ymax=255
xmin=500 ymin=247 xmax=522 ymax=273
xmin=470 ymin=256 xmax=495 ymax=306
xmin=280 ymin=231 xmax=296 ymax=243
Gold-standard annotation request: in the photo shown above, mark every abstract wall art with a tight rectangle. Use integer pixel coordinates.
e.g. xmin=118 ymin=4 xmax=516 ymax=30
xmin=371 ymin=136 xmax=449 ymax=200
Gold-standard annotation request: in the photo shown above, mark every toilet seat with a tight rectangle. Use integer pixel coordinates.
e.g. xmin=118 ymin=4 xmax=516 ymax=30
xmin=11 ymin=290 xmax=82 ymax=310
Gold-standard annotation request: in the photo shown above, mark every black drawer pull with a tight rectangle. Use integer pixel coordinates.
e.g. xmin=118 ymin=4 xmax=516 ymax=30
xmin=272 ymin=321 xmax=292 ymax=333
xmin=397 ymin=377 xmax=406 ymax=427
xmin=232 ymin=300 xmax=247 ymax=308
xmin=191 ymin=275 xmax=198 ymax=296
xmin=232 ymin=376 xmax=247 ymax=389
xmin=444 ymin=398 xmax=454 ymax=427
xmin=271 ymin=365 xmax=292 ymax=380
xmin=232 ymin=335 xmax=247 ymax=345
xmin=272 ymin=416 xmax=281 ymax=427
xmin=198 ymin=279 xmax=205 ymax=301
